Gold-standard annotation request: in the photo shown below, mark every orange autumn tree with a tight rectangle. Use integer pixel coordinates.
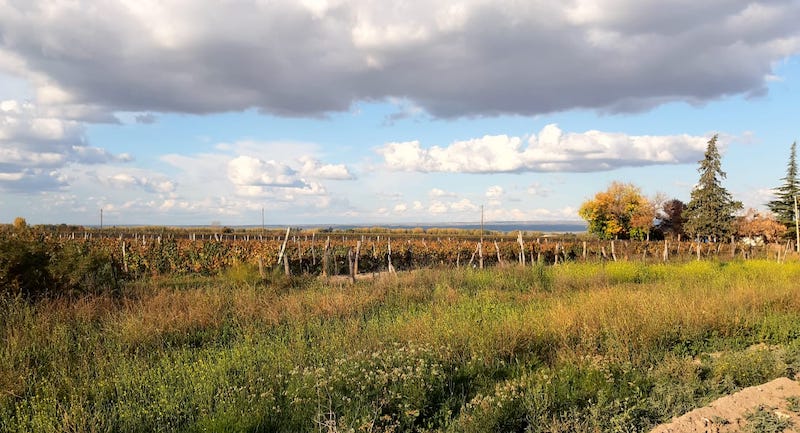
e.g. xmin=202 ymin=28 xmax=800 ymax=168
xmin=579 ymin=182 xmax=656 ymax=240
xmin=735 ymin=209 xmax=786 ymax=242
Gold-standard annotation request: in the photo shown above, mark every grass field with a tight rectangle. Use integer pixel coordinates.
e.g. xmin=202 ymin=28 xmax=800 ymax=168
xmin=3 ymin=260 xmax=800 ymax=432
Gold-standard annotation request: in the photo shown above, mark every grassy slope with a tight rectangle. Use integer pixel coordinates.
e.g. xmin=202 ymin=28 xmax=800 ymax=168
xmin=2 ymin=260 xmax=800 ymax=432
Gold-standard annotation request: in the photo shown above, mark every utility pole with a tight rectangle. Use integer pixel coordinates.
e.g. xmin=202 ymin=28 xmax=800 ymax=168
xmin=794 ymin=196 xmax=799 ymax=253
xmin=481 ymin=205 xmax=483 ymax=245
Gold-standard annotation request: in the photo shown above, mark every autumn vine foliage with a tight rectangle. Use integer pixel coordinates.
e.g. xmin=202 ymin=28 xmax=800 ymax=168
xmin=578 ymin=181 xmax=655 ymax=240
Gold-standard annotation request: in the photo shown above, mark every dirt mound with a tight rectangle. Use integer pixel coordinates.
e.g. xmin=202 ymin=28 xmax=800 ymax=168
xmin=650 ymin=377 xmax=800 ymax=432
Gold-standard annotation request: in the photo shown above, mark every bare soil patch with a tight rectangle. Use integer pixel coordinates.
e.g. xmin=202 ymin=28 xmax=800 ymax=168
xmin=650 ymin=377 xmax=800 ymax=433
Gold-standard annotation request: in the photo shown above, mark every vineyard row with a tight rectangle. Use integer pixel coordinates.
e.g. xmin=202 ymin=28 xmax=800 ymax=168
xmin=44 ymin=232 xmax=795 ymax=278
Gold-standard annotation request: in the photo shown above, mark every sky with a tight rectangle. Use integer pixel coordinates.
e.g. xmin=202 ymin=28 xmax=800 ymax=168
xmin=1 ymin=0 xmax=800 ymax=227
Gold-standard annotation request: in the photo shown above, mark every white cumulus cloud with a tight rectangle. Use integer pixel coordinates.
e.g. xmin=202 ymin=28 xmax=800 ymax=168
xmin=450 ymin=198 xmax=478 ymax=212
xmin=104 ymin=172 xmax=176 ymax=194
xmin=429 ymin=188 xmax=456 ymax=197
xmin=378 ymin=124 xmax=712 ymax=173
xmin=486 ymin=186 xmax=504 ymax=198
xmin=298 ymin=156 xmax=355 ymax=180
xmin=0 ymin=99 xmax=130 ymax=192
xmin=227 ymin=155 xmax=305 ymax=188
xmin=428 ymin=201 xmax=448 ymax=214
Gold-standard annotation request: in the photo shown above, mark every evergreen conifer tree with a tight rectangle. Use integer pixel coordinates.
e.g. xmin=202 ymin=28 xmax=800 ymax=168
xmin=683 ymin=134 xmax=743 ymax=240
xmin=767 ymin=141 xmax=798 ymax=228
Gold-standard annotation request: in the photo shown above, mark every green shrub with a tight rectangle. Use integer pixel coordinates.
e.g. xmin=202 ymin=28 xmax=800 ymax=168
xmin=0 ymin=237 xmax=120 ymax=299
xmin=49 ymin=243 xmax=120 ymax=296
xmin=0 ymin=237 xmax=53 ymax=298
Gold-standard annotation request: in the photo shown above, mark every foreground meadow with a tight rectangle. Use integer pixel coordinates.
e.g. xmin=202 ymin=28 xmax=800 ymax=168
xmin=3 ymin=260 xmax=800 ymax=432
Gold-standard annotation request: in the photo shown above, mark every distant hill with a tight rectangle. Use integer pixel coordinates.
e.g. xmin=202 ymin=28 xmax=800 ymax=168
xmin=253 ymin=221 xmax=588 ymax=234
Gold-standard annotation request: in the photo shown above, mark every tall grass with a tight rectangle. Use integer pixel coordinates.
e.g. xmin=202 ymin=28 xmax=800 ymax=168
xmin=2 ymin=260 xmax=800 ymax=432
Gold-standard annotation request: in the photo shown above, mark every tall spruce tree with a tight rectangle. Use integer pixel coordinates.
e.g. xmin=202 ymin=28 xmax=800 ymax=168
xmin=683 ymin=134 xmax=743 ymax=240
xmin=767 ymin=141 xmax=798 ymax=228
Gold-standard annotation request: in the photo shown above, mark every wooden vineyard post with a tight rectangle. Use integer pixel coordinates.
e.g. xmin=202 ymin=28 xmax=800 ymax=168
xmin=277 ymin=226 xmax=290 ymax=266
xmin=784 ymin=240 xmax=792 ymax=263
xmin=731 ymin=236 xmax=736 ymax=259
xmin=696 ymin=242 xmax=701 ymax=260
xmin=387 ymin=238 xmax=395 ymax=273
xmin=611 ymin=241 xmax=617 ymax=262
xmin=554 ymin=243 xmax=560 ymax=265
xmin=311 ymin=232 xmax=316 ymax=265
xmin=121 ymin=241 xmax=128 ymax=273
xmin=517 ymin=231 xmax=525 ymax=266
xmin=283 ymin=253 xmax=290 ymax=276
xmin=467 ymin=244 xmax=479 ymax=268
xmin=795 ymin=195 xmax=799 ymax=253
xmin=662 ymin=240 xmax=668 ymax=262
xmin=348 ymin=247 xmax=355 ymax=283
xmin=494 ymin=240 xmax=503 ymax=267
xmin=322 ymin=237 xmax=331 ymax=277
xmin=354 ymin=240 xmax=361 ymax=276
xmin=478 ymin=241 xmax=484 ymax=269
xmin=295 ymin=236 xmax=302 ymax=271
xmin=582 ymin=241 xmax=587 ymax=261
xmin=258 ymin=256 xmax=265 ymax=279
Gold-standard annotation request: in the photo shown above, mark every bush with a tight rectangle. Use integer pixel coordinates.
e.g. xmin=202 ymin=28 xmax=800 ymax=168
xmin=49 ymin=243 xmax=121 ymax=296
xmin=0 ymin=236 xmax=120 ymax=299
xmin=0 ymin=237 xmax=52 ymax=298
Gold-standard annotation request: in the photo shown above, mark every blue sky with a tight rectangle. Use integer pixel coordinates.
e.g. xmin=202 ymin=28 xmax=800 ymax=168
xmin=1 ymin=1 xmax=799 ymax=226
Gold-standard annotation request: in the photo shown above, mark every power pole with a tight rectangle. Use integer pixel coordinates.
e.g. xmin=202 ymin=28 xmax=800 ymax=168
xmin=481 ymin=205 xmax=483 ymax=245
xmin=794 ymin=196 xmax=799 ymax=253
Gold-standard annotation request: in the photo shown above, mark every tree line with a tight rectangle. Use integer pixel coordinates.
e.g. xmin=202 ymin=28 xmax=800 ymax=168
xmin=579 ymin=135 xmax=797 ymax=243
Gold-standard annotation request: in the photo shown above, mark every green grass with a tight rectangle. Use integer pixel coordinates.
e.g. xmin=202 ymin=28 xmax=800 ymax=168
xmin=744 ymin=406 xmax=794 ymax=433
xmin=3 ymin=260 xmax=800 ymax=432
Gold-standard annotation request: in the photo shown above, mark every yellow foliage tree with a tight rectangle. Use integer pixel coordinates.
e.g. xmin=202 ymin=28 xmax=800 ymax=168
xmin=579 ymin=182 xmax=655 ymax=240
xmin=12 ymin=217 xmax=27 ymax=231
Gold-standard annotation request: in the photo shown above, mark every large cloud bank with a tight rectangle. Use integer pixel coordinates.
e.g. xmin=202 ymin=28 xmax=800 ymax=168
xmin=0 ymin=0 xmax=797 ymax=118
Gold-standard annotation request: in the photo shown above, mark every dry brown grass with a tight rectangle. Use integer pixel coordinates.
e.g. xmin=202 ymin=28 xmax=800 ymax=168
xmin=111 ymin=288 xmax=228 ymax=349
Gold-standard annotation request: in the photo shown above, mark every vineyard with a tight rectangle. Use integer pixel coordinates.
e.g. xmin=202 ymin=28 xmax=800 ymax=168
xmin=4 ymin=224 xmax=800 ymax=432
xmin=17 ymin=228 xmax=796 ymax=279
